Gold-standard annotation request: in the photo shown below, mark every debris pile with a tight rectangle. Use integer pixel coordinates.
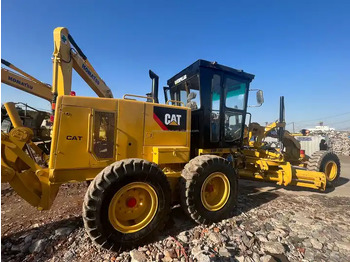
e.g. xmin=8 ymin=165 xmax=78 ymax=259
xmin=328 ymin=131 xmax=350 ymax=156
xmin=2 ymin=184 xmax=350 ymax=262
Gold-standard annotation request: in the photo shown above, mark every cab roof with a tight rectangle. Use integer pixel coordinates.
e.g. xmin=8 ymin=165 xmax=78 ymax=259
xmin=167 ymin=59 xmax=255 ymax=87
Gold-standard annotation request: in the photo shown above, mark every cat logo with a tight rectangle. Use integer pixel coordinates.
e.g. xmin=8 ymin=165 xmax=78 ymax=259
xmin=66 ymin=135 xmax=83 ymax=141
xmin=153 ymin=106 xmax=187 ymax=131
xmin=165 ymin=114 xmax=181 ymax=126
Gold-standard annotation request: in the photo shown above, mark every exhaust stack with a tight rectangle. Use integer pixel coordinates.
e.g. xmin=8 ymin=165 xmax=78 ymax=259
xmin=278 ymin=96 xmax=285 ymax=151
xmin=149 ymin=70 xmax=159 ymax=103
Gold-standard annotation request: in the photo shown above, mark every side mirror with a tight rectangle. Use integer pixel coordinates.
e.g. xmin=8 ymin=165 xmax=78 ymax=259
xmin=256 ymin=90 xmax=264 ymax=105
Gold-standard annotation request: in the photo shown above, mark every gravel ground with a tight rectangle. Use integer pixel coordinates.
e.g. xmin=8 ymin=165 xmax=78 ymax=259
xmin=2 ymin=179 xmax=350 ymax=262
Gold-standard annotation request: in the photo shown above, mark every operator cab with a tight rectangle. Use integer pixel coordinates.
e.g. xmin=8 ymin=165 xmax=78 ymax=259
xmin=165 ymin=59 xmax=255 ymax=156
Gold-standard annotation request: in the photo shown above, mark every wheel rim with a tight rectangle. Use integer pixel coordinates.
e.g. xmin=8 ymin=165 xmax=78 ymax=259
xmin=324 ymin=161 xmax=338 ymax=181
xmin=108 ymin=182 xmax=158 ymax=233
xmin=201 ymin=172 xmax=230 ymax=211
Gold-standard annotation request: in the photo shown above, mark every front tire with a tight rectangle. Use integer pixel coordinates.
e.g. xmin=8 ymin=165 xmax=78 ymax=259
xmin=180 ymin=155 xmax=238 ymax=224
xmin=83 ymin=158 xmax=171 ymax=251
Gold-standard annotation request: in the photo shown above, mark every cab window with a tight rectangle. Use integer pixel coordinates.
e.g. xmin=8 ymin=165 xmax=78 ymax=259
xmin=173 ymin=75 xmax=200 ymax=109
xmin=224 ymin=77 xmax=246 ymax=110
xmin=180 ymin=90 xmax=187 ymax=106
xmin=93 ymin=111 xmax=115 ymax=159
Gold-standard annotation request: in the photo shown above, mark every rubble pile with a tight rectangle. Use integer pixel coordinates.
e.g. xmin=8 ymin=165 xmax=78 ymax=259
xmin=328 ymin=131 xmax=350 ymax=156
xmin=2 ymin=186 xmax=350 ymax=262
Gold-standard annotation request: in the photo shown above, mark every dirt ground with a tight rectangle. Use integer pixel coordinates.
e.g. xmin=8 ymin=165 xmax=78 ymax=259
xmin=1 ymin=157 xmax=350 ymax=262
xmin=1 ymin=183 xmax=86 ymax=238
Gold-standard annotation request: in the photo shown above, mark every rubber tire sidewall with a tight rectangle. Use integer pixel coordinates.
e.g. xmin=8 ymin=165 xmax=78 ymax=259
xmin=307 ymin=151 xmax=341 ymax=186
xmin=84 ymin=159 xmax=171 ymax=251
xmin=182 ymin=156 xmax=238 ymax=224
xmin=102 ymin=174 xmax=168 ymax=245
xmin=319 ymin=153 xmax=341 ymax=184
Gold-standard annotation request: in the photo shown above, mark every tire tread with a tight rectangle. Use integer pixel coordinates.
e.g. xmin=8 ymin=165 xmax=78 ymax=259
xmin=83 ymin=158 xmax=171 ymax=251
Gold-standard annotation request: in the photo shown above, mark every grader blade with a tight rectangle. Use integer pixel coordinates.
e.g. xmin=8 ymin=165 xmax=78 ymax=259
xmin=238 ymin=156 xmax=327 ymax=191
xmin=290 ymin=168 xmax=327 ymax=191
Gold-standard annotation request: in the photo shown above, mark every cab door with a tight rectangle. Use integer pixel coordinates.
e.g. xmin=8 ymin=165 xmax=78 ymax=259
xmin=205 ymin=71 xmax=249 ymax=149
xmin=221 ymin=74 xmax=248 ymax=147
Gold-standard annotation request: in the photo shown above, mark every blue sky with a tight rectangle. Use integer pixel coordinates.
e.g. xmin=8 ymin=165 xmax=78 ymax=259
xmin=2 ymin=0 xmax=350 ymax=131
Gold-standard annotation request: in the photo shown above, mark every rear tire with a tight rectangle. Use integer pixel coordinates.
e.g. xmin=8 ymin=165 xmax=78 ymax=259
xmin=83 ymin=158 xmax=171 ymax=251
xmin=307 ymin=151 xmax=341 ymax=186
xmin=180 ymin=155 xmax=238 ymax=224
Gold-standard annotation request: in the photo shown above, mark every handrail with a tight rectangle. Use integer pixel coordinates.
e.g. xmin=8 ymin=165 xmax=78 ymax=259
xmin=165 ymin=100 xmax=185 ymax=106
xmin=123 ymin=94 xmax=154 ymax=102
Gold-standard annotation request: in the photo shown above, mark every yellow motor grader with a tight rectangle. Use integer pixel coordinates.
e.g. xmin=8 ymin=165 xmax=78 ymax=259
xmin=1 ymin=27 xmax=341 ymax=251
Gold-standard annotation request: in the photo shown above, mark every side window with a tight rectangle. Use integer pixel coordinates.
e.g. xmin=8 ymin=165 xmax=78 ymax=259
xmin=187 ymin=89 xmax=200 ymax=110
xmin=180 ymin=90 xmax=188 ymax=106
xmin=210 ymin=74 xmax=221 ymax=142
xmin=93 ymin=111 xmax=115 ymax=159
xmin=224 ymin=77 xmax=246 ymax=110
xmin=175 ymin=75 xmax=201 ymax=110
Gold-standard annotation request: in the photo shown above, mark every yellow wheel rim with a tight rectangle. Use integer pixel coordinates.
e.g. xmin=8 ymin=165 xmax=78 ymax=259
xmin=201 ymin=172 xmax=230 ymax=211
xmin=324 ymin=161 xmax=338 ymax=181
xmin=108 ymin=182 xmax=158 ymax=233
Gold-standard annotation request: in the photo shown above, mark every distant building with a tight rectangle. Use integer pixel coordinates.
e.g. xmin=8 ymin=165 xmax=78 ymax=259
xmin=307 ymin=125 xmax=335 ymax=133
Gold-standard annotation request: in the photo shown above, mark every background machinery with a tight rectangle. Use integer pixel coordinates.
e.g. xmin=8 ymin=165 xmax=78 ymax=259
xmin=1 ymin=59 xmax=52 ymax=101
xmin=1 ymin=59 xmax=53 ymax=153
xmin=1 ymin=27 xmax=341 ymax=251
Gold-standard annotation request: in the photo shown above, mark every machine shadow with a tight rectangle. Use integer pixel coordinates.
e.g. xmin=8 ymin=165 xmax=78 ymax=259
xmin=1 ymin=216 xmax=83 ymax=260
xmin=1 ymin=183 xmax=280 ymax=258
xmin=1 ymin=216 xmax=83 ymax=240
xmin=158 ymin=182 xmax=280 ymax=240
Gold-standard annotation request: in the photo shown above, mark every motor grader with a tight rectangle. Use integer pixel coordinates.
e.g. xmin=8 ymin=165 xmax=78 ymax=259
xmin=1 ymin=27 xmax=341 ymax=251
